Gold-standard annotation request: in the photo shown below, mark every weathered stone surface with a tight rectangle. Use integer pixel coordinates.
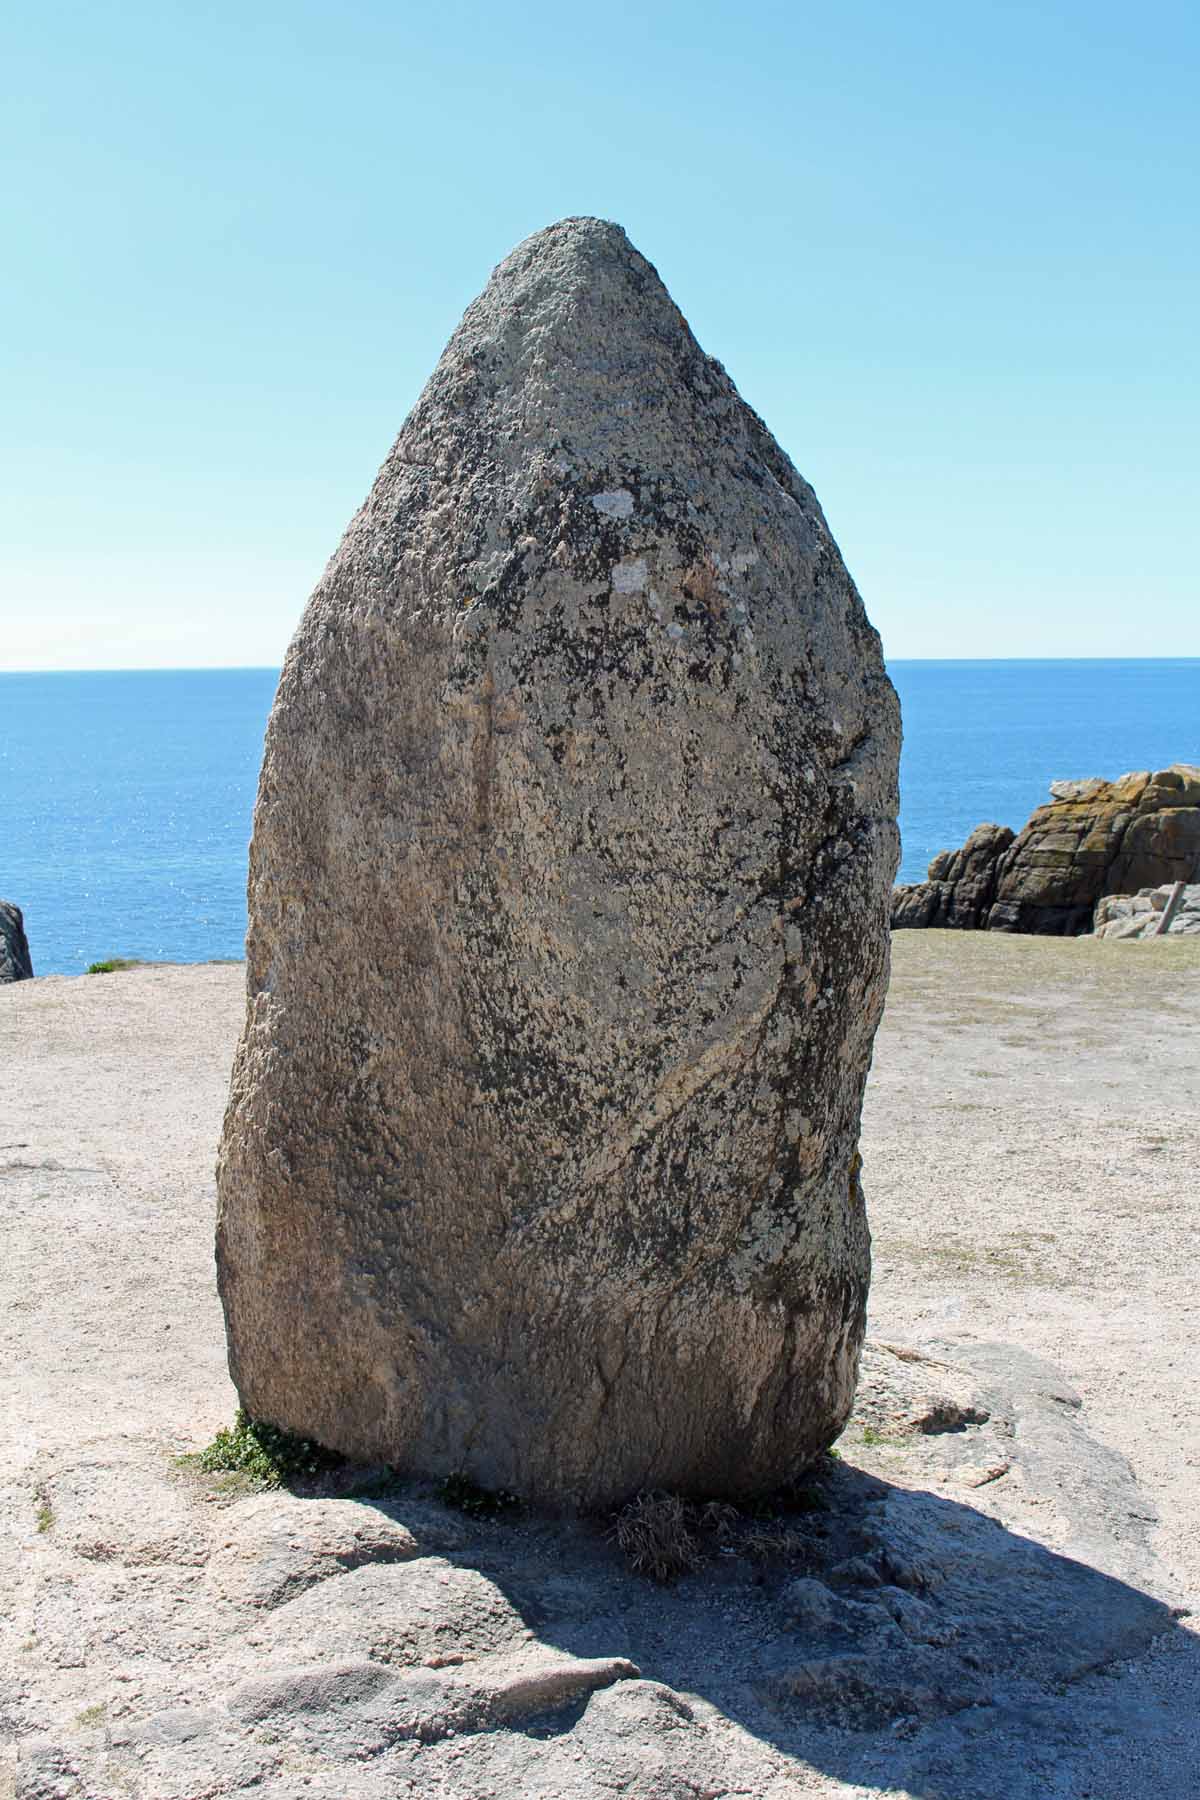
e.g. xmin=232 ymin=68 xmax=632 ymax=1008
xmin=1106 ymin=803 xmax=1200 ymax=896
xmin=219 ymin=1557 xmax=532 ymax=1672
xmin=216 ymin=217 xmax=900 ymax=1505
xmin=893 ymin=765 xmax=1200 ymax=936
xmin=1 ymin=898 xmax=33 ymax=982
xmin=1094 ymin=883 xmax=1200 ymax=939
xmin=203 ymin=1494 xmax=424 ymax=1609
xmin=226 ymin=1648 xmax=641 ymax=1753
xmin=12 ymin=1342 xmax=1184 ymax=1800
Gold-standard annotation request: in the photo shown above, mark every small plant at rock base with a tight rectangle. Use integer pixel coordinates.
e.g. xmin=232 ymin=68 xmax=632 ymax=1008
xmin=180 ymin=1410 xmax=343 ymax=1490
xmin=741 ymin=1524 xmax=814 ymax=1564
xmin=334 ymin=1464 xmax=402 ymax=1501
xmin=86 ymin=957 xmax=139 ymax=974
xmin=611 ymin=1482 xmax=828 ymax=1582
xmin=435 ymin=1471 xmax=521 ymax=1519
xmin=34 ymin=1493 xmax=54 ymax=1534
xmin=695 ymin=1499 xmax=741 ymax=1540
xmin=609 ymin=1492 xmax=706 ymax=1583
xmin=785 ymin=1482 xmax=828 ymax=1511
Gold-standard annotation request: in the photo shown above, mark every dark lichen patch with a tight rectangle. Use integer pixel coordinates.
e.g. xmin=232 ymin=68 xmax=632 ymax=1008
xmin=435 ymin=1472 xmax=523 ymax=1519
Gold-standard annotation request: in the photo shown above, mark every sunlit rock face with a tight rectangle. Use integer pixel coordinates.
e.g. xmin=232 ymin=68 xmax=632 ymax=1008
xmin=894 ymin=765 xmax=1200 ymax=937
xmin=216 ymin=217 xmax=900 ymax=1507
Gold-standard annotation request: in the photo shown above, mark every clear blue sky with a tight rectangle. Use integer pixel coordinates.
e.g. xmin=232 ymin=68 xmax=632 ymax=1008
xmin=4 ymin=0 xmax=1197 ymax=668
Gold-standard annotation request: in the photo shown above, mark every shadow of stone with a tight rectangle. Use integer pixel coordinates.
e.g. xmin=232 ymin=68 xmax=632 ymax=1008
xmin=16 ymin=1347 xmax=1193 ymax=1799
xmin=409 ymin=1452 xmax=1186 ymax=1797
xmin=226 ymin=1335 xmax=1185 ymax=1795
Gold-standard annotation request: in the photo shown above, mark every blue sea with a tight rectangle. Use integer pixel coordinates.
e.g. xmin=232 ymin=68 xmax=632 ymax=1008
xmin=2 ymin=661 xmax=1197 ymax=976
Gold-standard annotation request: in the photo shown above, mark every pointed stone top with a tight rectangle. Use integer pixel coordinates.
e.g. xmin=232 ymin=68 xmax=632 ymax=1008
xmin=385 ymin=215 xmax=805 ymax=512
xmin=497 ymin=214 xmax=635 ymax=261
xmin=459 ymin=215 xmax=682 ymax=367
xmin=486 ymin=215 xmax=649 ymax=285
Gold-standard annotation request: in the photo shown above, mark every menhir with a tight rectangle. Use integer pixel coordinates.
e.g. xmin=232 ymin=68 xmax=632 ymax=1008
xmin=217 ymin=218 xmax=900 ymax=1507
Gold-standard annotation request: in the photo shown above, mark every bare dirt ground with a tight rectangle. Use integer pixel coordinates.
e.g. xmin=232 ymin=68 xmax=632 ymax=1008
xmin=866 ymin=931 xmax=1200 ymax=1604
xmin=1 ymin=933 xmax=1197 ymax=1798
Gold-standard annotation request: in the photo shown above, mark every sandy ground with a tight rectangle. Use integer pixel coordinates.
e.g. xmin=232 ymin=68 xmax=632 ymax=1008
xmin=2 ymin=932 xmax=1198 ymax=1796
xmin=865 ymin=932 xmax=1200 ymax=1607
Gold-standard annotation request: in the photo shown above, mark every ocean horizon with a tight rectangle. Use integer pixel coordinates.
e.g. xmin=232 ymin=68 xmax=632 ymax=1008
xmin=3 ymin=658 xmax=1197 ymax=977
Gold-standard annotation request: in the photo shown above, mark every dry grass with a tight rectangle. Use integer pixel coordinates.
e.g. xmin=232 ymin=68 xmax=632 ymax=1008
xmin=886 ymin=928 xmax=1200 ymax=1025
xmin=609 ymin=1494 xmax=742 ymax=1582
xmin=740 ymin=1525 xmax=814 ymax=1564
xmin=610 ymin=1493 xmax=703 ymax=1582
xmin=608 ymin=1489 xmax=823 ymax=1581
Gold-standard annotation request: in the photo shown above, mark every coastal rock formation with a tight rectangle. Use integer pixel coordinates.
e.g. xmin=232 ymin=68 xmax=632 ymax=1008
xmin=893 ymin=765 xmax=1200 ymax=936
xmin=890 ymin=823 xmax=1013 ymax=929
xmin=1094 ymin=883 xmax=1200 ymax=939
xmin=0 ymin=899 xmax=33 ymax=982
xmin=216 ymin=217 xmax=900 ymax=1506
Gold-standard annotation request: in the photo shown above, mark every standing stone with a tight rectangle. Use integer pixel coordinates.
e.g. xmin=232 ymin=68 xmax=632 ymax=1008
xmin=216 ymin=218 xmax=900 ymax=1507
xmin=0 ymin=901 xmax=33 ymax=983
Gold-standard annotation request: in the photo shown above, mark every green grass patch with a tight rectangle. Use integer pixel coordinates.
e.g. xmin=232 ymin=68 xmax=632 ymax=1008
xmin=86 ymin=957 xmax=139 ymax=974
xmin=179 ymin=1410 xmax=343 ymax=1490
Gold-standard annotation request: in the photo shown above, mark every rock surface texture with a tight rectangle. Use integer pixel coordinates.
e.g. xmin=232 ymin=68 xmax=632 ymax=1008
xmin=216 ymin=217 xmax=900 ymax=1506
xmin=0 ymin=899 xmax=33 ymax=982
xmin=893 ymin=764 xmax=1200 ymax=936
xmin=1095 ymin=883 xmax=1200 ymax=939
xmin=9 ymin=1345 xmax=1182 ymax=1800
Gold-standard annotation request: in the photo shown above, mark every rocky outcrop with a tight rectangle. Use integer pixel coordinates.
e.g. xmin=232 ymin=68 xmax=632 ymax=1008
xmin=890 ymin=823 xmax=1014 ymax=929
xmin=0 ymin=899 xmax=33 ymax=982
xmin=1094 ymin=883 xmax=1200 ymax=939
xmin=216 ymin=217 xmax=900 ymax=1507
xmin=893 ymin=765 xmax=1200 ymax=936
